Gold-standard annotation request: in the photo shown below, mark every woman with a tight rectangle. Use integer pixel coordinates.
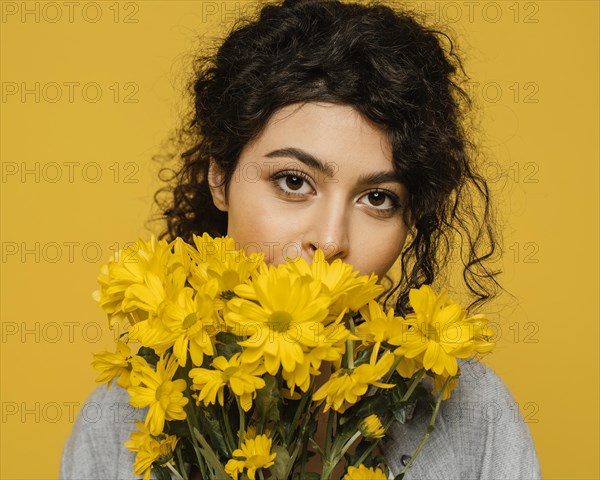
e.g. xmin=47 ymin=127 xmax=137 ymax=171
xmin=61 ymin=0 xmax=541 ymax=478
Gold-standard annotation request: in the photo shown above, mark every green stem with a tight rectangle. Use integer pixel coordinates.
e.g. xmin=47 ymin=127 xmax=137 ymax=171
xmin=382 ymin=355 xmax=404 ymax=384
xmin=185 ymin=415 xmax=208 ymax=479
xmin=192 ymin=427 xmax=231 ymax=478
xmin=219 ymin=403 xmax=235 ymax=454
xmin=175 ymin=446 xmax=189 ymax=480
xmin=166 ymin=462 xmax=186 ymax=480
xmin=346 ymin=339 xmax=355 ymax=369
xmin=339 ymin=430 xmax=362 ymax=459
xmin=324 ymin=409 xmax=335 ymax=455
xmin=296 ymin=395 xmax=321 ymax=478
xmin=346 ymin=317 xmax=356 ymax=370
xmin=321 ymin=431 xmax=362 ymax=480
xmin=398 ymin=376 xmax=451 ymax=476
xmin=236 ymin=397 xmax=246 ymax=447
xmin=285 ymin=379 xmax=313 ymax=445
xmin=401 ymin=369 xmax=426 ymax=403
xmin=353 ymin=416 xmax=395 ymax=467
xmin=299 ymin=435 xmax=310 ymax=479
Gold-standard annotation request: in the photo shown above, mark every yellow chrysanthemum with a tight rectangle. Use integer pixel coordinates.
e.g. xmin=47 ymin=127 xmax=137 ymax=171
xmin=124 ymin=421 xmax=178 ymax=480
xmin=91 ymin=340 xmax=133 ymax=389
xmin=93 ymin=237 xmax=178 ymax=326
xmin=344 ymin=464 xmax=388 ymax=480
xmin=428 ymin=371 xmax=460 ymax=400
xmin=188 ymin=233 xmax=263 ymax=293
xmin=226 ymin=265 xmax=332 ymax=376
xmin=127 ymin=354 xmax=189 ymax=435
xmin=189 ymin=353 xmax=266 ymax=411
xmin=395 ymin=354 xmax=423 ymax=379
xmin=313 ymin=349 xmax=395 ymax=412
xmin=389 ymin=285 xmax=495 ymax=377
xmin=356 ymin=301 xmax=403 ymax=344
xmin=122 ymin=266 xmax=187 ymax=319
xmin=281 ymin=310 xmax=350 ymax=393
xmin=288 ymin=249 xmax=384 ymax=316
xmin=224 ymin=434 xmax=277 ymax=480
xmin=360 ymin=414 xmax=386 ymax=439
xmin=162 ymin=281 xmax=222 ymax=367
xmin=131 ymin=280 xmax=222 ymax=367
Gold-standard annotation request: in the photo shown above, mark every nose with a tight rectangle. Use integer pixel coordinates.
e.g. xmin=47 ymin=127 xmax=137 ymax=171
xmin=302 ymin=202 xmax=350 ymax=263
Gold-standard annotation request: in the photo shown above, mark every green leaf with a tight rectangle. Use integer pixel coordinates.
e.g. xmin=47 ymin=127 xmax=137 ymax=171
xmin=351 ymin=347 xmax=373 ymax=367
xmin=200 ymin=405 xmax=231 ymax=457
xmin=215 ymin=332 xmax=243 ymax=359
xmin=136 ymin=346 xmax=160 ymax=365
xmin=269 ymin=445 xmax=291 ymax=480
xmin=192 ymin=427 xmax=231 ymax=478
xmin=152 ymin=465 xmax=172 ymax=480
xmin=307 ymin=437 xmax=323 ymax=456
xmin=165 ymin=419 xmax=190 ymax=439
xmin=255 ymin=375 xmax=280 ymax=424
xmin=345 ymin=439 xmax=371 ymax=466
xmin=339 ymin=394 xmax=390 ymax=428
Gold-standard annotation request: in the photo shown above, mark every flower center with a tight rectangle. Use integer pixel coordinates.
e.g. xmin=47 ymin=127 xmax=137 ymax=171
xmin=222 ymin=269 xmax=240 ymax=290
xmin=183 ymin=312 xmax=198 ymax=329
xmin=222 ymin=366 xmax=238 ymax=383
xmin=155 ymin=382 xmax=171 ymax=402
xmin=266 ymin=311 xmax=293 ymax=332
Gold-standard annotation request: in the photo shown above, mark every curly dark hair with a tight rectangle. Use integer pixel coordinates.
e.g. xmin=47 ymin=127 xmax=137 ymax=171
xmin=152 ymin=0 xmax=504 ymax=316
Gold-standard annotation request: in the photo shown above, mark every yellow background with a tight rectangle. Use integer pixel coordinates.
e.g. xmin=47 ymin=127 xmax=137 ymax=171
xmin=1 ymin=1 xmax=598 ymax=479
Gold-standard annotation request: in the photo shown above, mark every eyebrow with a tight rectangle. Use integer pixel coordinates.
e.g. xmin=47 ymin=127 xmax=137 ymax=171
xmin=265 ymin=147 xmax=336 ymax=177
xmin=264 ymin=147 xmax=403 ymax=186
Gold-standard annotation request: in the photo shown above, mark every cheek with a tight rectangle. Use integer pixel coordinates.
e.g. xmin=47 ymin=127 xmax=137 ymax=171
xmin=227 ymin=202 xmax=300 ymax=264
xmin=352 ymin=224 xmax=407 ymax=278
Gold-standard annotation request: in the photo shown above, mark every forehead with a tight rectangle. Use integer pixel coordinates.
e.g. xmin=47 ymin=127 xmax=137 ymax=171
xmin=242 ymin=102 xmax=394 ymax=171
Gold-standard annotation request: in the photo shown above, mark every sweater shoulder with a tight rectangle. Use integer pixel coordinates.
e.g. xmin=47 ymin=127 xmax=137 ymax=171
xmin=60 ymin=383 xmax=146 ymax=480
xmin=383 ymin=359 xmax=542 ymax=480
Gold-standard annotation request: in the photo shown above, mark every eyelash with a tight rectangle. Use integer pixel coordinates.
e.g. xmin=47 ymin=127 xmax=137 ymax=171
xmin=270 ymin=170 xmax=402 ymax=216
xmin=270 ymin=170 xmax=314 ymax=197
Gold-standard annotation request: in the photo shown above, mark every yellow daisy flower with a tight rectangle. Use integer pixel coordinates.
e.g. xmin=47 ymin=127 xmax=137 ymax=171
xmin=128 ymin=276 xmax=223 ymax=364
xmin=226 ymin=265 xmax=331 ymax=376
xmin=91 ymin=340 xmax=133 ymax=389
xmin=122 ymin=266 xmax=187 ymax=319
xmin=395 ymin=354 xmax=423 ymax=379
xmin=281 ymin=315 xmax=349 ymax=394
xmin=224 ymin=434 xmax=277 ymax=480
xmin=124 ymin=421 xmax=178 ymax=480
xmin=428 ymin=371 xmax=460 ymax=400
xmin=160 ymin=280 xmax=222 ymax=367
xmin=189 ymin=353 xmax=266 ymax=411
xmin=360 ymin=414 xmax=386 ymax=439
xmin=313 ymin=350 xmax=395 ymax=413
xmin=344 ymin=464 xmax=388 ymax=480
xmin=93 ymin=236 xmax=175 ymax=326
xmin=288 ymin=249 xmax=384 ymax=316
xmin=168 ymin=284 xmax=218 ymax=366
xmin=356 ymin=301 xmax=403 ymax=344
xmin=188 ymin=233 xmax=263 ymax=293
xmin=389 ymin=285 xmax=495 ymax=377
xmin=127 ymin=354 xmax=189 ymax=435
xmin=343 ymin=273 xmax=385 ymax=313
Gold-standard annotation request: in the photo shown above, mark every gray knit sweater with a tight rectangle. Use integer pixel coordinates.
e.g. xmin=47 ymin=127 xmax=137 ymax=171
xmin=60 ymin=359 xmax=541 ymax=479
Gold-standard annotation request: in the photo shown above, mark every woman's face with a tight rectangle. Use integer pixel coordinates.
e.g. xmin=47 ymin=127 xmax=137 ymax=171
xmin=209 ymin=102 xmax=410 ymax=278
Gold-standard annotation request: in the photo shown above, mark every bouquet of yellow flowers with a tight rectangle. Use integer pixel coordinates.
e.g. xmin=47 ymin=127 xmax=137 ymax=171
xmin=91 ymin=234 xmax=494 ymax=480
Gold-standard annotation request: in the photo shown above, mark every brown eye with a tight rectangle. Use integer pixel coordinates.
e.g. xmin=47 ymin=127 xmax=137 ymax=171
xmin=368 ymin=191 xmax=386 ymax=206
xmin=358 ymin=189 xmax=401 ymax=215
xmin=285 ymin=175 xmax=305 ymax=191
xmin=271 ymin=170 xmax=314 ymax=196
